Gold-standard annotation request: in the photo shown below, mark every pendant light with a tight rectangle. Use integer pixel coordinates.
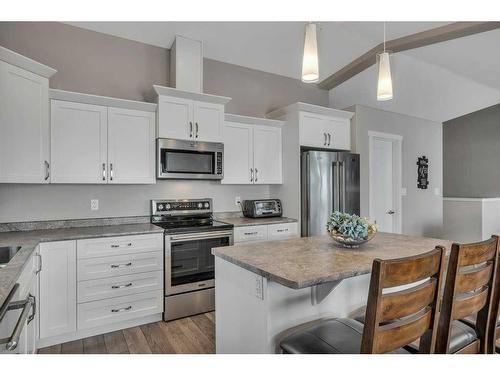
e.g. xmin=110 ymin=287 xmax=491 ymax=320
xmin=301 ymin=22 xmax=319 ymax=83
xmin=377 ymin=22 xmax=393 ymax=101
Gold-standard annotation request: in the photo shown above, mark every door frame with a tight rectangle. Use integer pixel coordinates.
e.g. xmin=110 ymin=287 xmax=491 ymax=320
xmin=368 ymin=131 xmax=403 ymax=234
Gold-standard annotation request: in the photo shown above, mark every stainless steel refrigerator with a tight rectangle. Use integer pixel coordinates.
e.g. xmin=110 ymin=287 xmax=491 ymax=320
xmin=301 ymin=150 xmax=360 ymax=236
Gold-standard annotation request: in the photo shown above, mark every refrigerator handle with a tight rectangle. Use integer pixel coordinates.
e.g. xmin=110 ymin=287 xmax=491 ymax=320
xmin=332 ymin=161 xmax=339 ymax=212
xmin=339 ymin=161 xmax=346 ymax=213
xmin=302 ymin=152 xmax=311 ymax=237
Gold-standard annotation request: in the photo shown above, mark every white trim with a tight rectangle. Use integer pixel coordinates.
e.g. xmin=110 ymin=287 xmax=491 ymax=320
xmin=152 ymin=84 xmax=231 ymax=105
xmin=266 ymin=102 xmax=354 ymax=120
xmin=37 ymin=313 xmax=162 ymax=348
xmin=49 ymin=89 xmax=157 ymax=112
xmin=0 ymin=46 xmax=57 ymax=78
xmin=368 ymin=131 xmax=403 ymax=234
xmin=224 ymin=113 xmax=283 ymax=127
xmin=443 ymin=197 xmax=500 ymax=202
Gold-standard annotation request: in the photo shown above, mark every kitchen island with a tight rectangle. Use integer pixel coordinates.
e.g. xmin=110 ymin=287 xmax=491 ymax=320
xmin=212 ymin=232 xmax=453 ymax=353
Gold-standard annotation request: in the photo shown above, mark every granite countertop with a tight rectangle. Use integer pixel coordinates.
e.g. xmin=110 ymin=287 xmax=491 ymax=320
xmin=212 ymin=232 xmax=453 ymax=289
xmin=0 ymin=223 xmax=164 ymax=308
xmin=217 ymin=216 xmax=297 ymax=227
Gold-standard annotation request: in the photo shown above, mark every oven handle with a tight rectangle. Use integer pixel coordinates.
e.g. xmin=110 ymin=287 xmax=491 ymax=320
xmin=169 ymin=230 xmax=233 ymax=242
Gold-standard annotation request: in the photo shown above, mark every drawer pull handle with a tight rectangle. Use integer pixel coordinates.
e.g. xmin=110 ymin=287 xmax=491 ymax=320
xmin=111 ymin=305 xmax=132 ymax=313
xmin=111 ymin=282 xmax=133 ymax=289
xmin=277 ymin=229 xmax=289 ymax=232
xmin=244 ymin=232 xmax=258 ymax=235
xmin=111 ymin=243 xmax=132 ymax=248
xmin=110 ymin=262 xmax=132 ymax=268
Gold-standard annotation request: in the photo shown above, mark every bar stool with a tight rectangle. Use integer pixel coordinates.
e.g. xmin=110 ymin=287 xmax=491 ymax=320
xmin=354 ymin=236 xmax=500 ymax=354
xmin=279 ymin=247 xmax=446 ymax=354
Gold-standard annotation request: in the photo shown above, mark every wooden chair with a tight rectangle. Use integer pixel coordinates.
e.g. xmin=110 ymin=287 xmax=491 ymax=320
xmin=279 ymin=247 xmax=446 ymax=354
xmin=435 ymin=236 xmax=500 ymax=354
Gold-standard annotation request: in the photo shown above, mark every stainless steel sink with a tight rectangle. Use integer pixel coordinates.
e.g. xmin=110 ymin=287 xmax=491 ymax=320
xmin=0 ymin=246 xmax=22 ymax=268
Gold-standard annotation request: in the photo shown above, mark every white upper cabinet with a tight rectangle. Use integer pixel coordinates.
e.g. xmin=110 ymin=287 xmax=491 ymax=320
xmin=299 ymin=112 xmax=351 ymax=150
xmin=49 ymin=90 xmax=157 ymax=184
xmin=157 ymin=95 xmax=192 ymax=139
xmin=193 ymin=101 xmax=224 ymax=142
xmin=0 ymin=47 xmax=56 ymax=183
xmin=153 ymin=85 xmax=230 ymax=143
xmin=253 ymin=125 xmax=282 ymax=184
xmin=108 ymin=107 xmax=155 ymax=184
xmin=51 ymin=101 xmax=108 ymax=183
xmin=222 ymin=115 xmax=283 ymax=185
xmin=222 ymin=121 xmax=253 ymax=184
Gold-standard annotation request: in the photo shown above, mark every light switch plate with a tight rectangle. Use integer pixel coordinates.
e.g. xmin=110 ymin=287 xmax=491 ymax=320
xmin=434 ymin=187 xmax=441 ymax=196
xmin=90 ymin=199 xmax=99 ymax=211
xmin=401 ymin=188 xmax=407 ymax=196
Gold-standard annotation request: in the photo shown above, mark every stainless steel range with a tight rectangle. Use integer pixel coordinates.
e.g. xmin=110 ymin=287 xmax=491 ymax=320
xmin=151 ymin=198 xmax=233 ymax=321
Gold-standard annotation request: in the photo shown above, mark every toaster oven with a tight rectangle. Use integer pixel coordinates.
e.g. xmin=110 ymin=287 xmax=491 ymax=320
xmin=242 ymin=199 xmax=282 ymax=218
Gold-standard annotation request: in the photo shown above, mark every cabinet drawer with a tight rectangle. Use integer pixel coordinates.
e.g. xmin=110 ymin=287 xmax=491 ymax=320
xmin=77 ymin=251 xmax=163 ymax=281
xmin=77 ymin=233 xmax=163 ymax=259
xmin=77 ymin=271 xmax=163 ymax=303
xmin=234 ymin=225 xmax=268 ymax=243
xmin=267 ymin=222 xmax=299 ymax=241
xmin=77 ymin=290 xmax=163 ymax=330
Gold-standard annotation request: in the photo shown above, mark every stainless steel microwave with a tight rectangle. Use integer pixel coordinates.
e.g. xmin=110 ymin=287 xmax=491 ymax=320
xmin=157 ymin=138 xmax=224 ymax=180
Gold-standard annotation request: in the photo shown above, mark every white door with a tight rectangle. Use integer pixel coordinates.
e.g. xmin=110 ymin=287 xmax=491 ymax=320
xmin=222 ymin=121 xmax=253 ymax=184
xmin=157 ymin=96 xmax=192 ymax=140
xmin=107 ymin=107 xmax=156 ymax=184
xmin=193 ymin=101 xmax=224 ymax=142
xmin=299 ymin=112 xmax=328 ymax=148
xmin=0 ymin=60 xmax=50 ymax=183
xmin=39 ymin=241 xmax=77 ymax=339
xmin=326 ymin=117 xmax=350 ymax=150
xmin=371 ymin=138 xmax=396 ymax=232
xmin=253 ymin=125 xmax=282 ymax=184
xmin=50 ymin=100 xmax=108 ymax=183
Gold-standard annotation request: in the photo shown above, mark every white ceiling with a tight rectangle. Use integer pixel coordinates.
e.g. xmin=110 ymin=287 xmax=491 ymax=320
xmin=66 ymin=21 xmax=448 ymax=81
xmin=67 ymin=21 xmax=500 ymax=121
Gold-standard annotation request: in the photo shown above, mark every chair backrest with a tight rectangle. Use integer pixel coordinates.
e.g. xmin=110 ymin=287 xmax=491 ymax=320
xmin=361 ymin=247 xmax=446 ymax=354
xmin=435 ymin=235 xmax=499 ymax=354
xmin=489 ymin=248 xmax=500 ymax=353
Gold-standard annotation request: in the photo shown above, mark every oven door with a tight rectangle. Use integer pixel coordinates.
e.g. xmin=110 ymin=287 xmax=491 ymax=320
xmin=157 ymin=138 xmax=224 ymax=180
xmin=165 ymin=230 xmax=233 ymax=295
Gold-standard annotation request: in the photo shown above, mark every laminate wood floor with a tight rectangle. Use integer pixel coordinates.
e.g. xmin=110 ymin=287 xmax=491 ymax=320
xmin=38 ymin=312 xmax=215 ymax=354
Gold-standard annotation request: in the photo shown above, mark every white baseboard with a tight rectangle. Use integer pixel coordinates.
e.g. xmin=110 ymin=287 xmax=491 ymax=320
xmin=37 ymin=313 xmax=162 ymax=349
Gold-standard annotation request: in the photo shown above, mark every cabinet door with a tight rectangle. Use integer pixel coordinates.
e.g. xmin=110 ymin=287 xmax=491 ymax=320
xmin=299 ymin=112 xmax=328 ymax=148
xmin=221 ymin=121 xmax=253 ymax=184
xmin=326 ymin=117 xmax=351 ymax=150
xmin=253 ymin=125 xmax=282 ymax=184
xmin=39 ymin=241 xmax=77 ymax=339
xmin=157 ymin=96 xmax=193 ymax=140
xmin=108 ymin=107 xmax=156 ymax=184
xmin=51 ymin=100 xmax=108 ymax=183
xmin=193 ymin=101 xmax=224 ymax=142
xmin=0 ymin=61 xmax=50 ymax=183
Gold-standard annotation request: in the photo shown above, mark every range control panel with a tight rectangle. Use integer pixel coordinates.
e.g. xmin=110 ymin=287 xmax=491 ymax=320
xmin=151 ymin=199 xmax=212 ymax=215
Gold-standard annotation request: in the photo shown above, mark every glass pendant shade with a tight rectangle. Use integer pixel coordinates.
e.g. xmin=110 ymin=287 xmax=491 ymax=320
xmin=301 ymin=23 xmax=319 ymax=83
xmin=377 ymin=52 xmax=393 ymax=101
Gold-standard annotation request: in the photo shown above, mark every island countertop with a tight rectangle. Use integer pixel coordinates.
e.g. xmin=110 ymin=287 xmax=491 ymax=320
xmin=212 ymin=232 xmax=454 ymax=289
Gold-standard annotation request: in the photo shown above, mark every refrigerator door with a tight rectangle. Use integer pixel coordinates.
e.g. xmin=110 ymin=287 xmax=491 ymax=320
xmin=337 ymin=152 xmax=360 ymax=215
xmin=301 ymin=151 xmax=338 ymax=236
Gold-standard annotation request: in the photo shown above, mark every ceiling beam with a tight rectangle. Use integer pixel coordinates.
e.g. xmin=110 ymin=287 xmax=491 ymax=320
xmin=318 ymin=22 xmax=500 ymax=90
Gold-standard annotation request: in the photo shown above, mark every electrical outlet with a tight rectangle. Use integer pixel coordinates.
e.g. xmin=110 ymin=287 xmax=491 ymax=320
xmin=235 ymin=196 xmax=241 ymax=207
xmin=434 ymin=187 xmax=441 ymax=196
xmin=90 ymin=199 xmax=99 ymax=211
xmin=401 ymin=188 xmax=407 ymax=196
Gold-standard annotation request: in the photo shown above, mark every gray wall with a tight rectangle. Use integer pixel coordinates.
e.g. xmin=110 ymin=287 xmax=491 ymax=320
xmin=351 ymin=105 xmax=443 ymax=238
xmin=0 ymin=22 xmax=329 ymax=223
xmin=443 ymin=103 xmax=500 ymax=198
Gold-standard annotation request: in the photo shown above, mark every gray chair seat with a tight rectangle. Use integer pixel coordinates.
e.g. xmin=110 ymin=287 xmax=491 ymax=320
xmin=353 ymin=311 xmax=477 ymax=353
xmin=280 ymin=318 xmax=410 ymax=354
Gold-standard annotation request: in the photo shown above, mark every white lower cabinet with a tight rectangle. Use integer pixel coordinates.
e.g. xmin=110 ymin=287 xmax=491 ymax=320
xmin=39 ymin=241 xmax=77 ymax=339
xmin=37 ymin=233 xmax=164 ymax=347
xmin=77 ymin=290 xmax=163 ymax=330
xmin=234 ymin=222 xmax=298 ymax=244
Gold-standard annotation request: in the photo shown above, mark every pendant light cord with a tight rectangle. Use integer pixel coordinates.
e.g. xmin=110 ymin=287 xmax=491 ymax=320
xmin=383 ymin=22 xmax=386 ymax=52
